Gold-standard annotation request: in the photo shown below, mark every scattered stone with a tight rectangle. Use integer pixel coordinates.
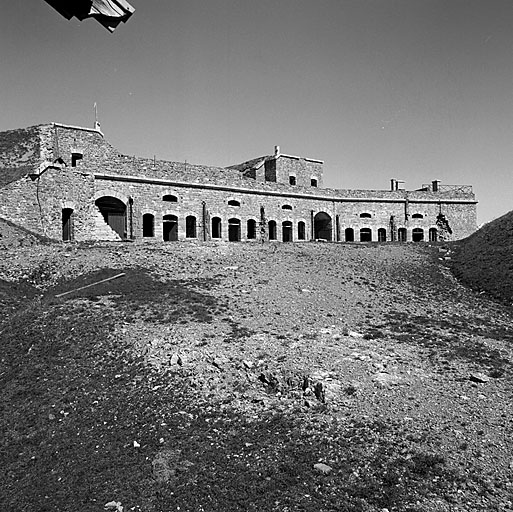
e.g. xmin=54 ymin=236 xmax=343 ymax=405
xmin=314 ymin=462 xmax=332 ymax=475
xmin=242 ymin=359 xmax=254 ymax=369
xmin=372 ymin=372 xmax=401 ymax=387
xmin=104 ymin=502 xmax=123 ymax=511
xmin=170 ymin=353 xmax=183 ymax=366
xmin=469 ymin=373 xmax=490 ymax=383
xmin=348 ymin=330 xmax=364 ymax=338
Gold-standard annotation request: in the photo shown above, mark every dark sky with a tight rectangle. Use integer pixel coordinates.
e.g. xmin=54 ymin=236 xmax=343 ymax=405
xmin=2 ymin=0 xmax=513 ymax=224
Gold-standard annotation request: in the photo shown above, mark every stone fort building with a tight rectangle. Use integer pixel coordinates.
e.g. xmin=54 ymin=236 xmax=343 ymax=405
xmin=0 ymin=122 xmax=477 ymax=243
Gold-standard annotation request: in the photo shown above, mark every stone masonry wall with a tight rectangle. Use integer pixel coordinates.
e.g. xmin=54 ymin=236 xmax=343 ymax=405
xmin=0 ymin=123 xmax=478 ymax=243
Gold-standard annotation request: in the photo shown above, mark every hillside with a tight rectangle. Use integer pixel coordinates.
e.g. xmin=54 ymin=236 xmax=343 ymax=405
xmin=451 ymin=210 xmax=513 ymax=302
xmin=1 ymin=238 xmax=512 ymax=511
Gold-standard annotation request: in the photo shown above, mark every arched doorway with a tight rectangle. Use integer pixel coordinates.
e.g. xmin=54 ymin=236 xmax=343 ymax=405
xmin=314 ymin=212 xmax=332 ymax=241
xmin=247 ymin=219 xmax=257 ymax=239
xmin=377 ymin=228 xmax=387 ymax=242
xmin=298 ymin=221 xmax=306 ymax=240
xmin=163 ymin=214 xmax=178 ymax=241
xmin=62 ymin=208 xmax=73 ymax=241
xmin=412 ymin=228 xmax=424 ymax=242
xmin=398 ymin=228 xmax=407 ymax=242
xmin=95 ymin=196 xmax=127 ymax=239
xmin=142 ymin=213 xmax=154 ymax=237
xmin=345 ymin=228 xmax=354 ymax=242
xmin=360 ymin=228 xmax=372 ymax=242
xmin=282 ymin=221 xmax=293 ymax=242
xmin=268 ymin=220 xmax=277 ymax=240
xmin=228 ymin=218 xmax=241 ymax=241
xmin=429 ymin=228 xmax=438 ymax=242
xmin=212 ymin=217 xmax=222 ymax=239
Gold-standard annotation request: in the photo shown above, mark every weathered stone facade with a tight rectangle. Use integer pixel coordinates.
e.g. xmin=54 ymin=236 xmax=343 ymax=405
xmin=0 ymin=122 xmax=478 ymax=243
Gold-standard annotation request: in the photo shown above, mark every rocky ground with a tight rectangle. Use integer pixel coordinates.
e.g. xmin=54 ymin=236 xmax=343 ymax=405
xmin=1 ymin=219 xmax=513 ymax=512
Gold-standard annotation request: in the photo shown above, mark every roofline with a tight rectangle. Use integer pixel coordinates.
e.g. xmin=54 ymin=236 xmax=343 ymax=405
xmin=93 ymin=172 xmax=477 ymax=205
xmin=278 ymin=153 xmax=324 ymax=164
xmin=52 ymin=122 xmax=104 ymax=137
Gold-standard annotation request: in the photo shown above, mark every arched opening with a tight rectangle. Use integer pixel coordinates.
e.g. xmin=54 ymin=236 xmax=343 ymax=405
xmin=360 ymin=228 xmax=372 ymax=242
xmin=282 ymin=221 xmax=293 ymax=242
xmin=398 ymin=228 xmax=407 ymax=242
xmin=314 ymin=212 xmax=332 ymax=241
xmin=377 ymin=228 xmax=387 ymax=242
xmin=412 ymin=228 xmax=424 ymax=242
xmin=62 ymin=208 xmax=73 ymax=241
xmin=298 ymin=221 xmax=306 ymax=240
xmin=311 ymin=178 xmax=318 ymax=187
xmin=163 ymin=194 xmax=178 ymax=202
xmin=282 ymin=205 xmax=292 ymax=210
xmin=163 ymin=214 xmax=178 ymax=241
xmin=186 ymin=216 xmax=197 ymax=238
xmin=212 ymin=217 xmax=222 ymax=239
xmin=142 ymin=213 xmax=155 ymax=238
xmin=412 ymin=213 xmax=424 ymax=219
xmin=95 ymin=196 xmax=127 ymax=239
xmin=228 ymin=200 xmax=240 ymax=207
xmin=268 ymin=220 xmax=277 ymax=240
xmin=345 ymin=228 xmax=354 ymax=242
xmin=429 ymin=228 xmax=438 ymax=242
xmin=360 ymin=212 xmax=372 ymax=219
xmin=289 ymin=175 xmax=296 ymax=186
xmin=228 ymin=218 xmax=241 ymax=241
xmin=247 ymin=219 xmax=257 ymax=240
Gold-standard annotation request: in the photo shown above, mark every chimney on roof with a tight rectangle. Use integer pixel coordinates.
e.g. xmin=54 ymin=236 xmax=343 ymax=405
xmin=274 ymin=145 xmax=280 ymax=157
xmin=432 ymin=180 xmax=441 ymax=192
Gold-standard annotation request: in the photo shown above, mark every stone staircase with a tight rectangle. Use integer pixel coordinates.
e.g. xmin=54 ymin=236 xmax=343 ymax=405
xmin=92 ymin=206 xmax=122 ymax=241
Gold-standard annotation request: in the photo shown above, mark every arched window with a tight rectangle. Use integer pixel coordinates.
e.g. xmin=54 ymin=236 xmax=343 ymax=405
xmin=163 ymin=194 xmax=178 ymax=202
xmin=142 ymin=213 xmax=155 ymax=238
xmin=298 ymin=221 xmax=306 ymax=240
xmin=289 ymin=175 xmax=296 ymax=186
xmin=359 ymin=212 xmax=372 ymax=218
xmin=360 ymin=228 xmax=372 ymax=242
xmin=247 ymin=219 xmax=257 ymax=239
xmin=228 ymin=218 xmax=241 ymax=242
xmin=429 ymin=228 xmax=438 ymax=242
xmin=163 ymin=215 xmax=178 ymax=241
xmin=398 ymin=227 xmax=407 ymax=242
xmin=412 ymin=228 xmax=424 ymax=242
xmin=268 ymin=220 xmax=277 ymax=240
xmin=377 ymin=228 xmax=386 ymax=242
xmin=282 ymin=221 xmax=293 ymax=242
xmin=212 ymin=217 xmax=222 ymax=239
xmin=282 ymin=204 xmax=292 ymax=210
xmin=412 ymin=213 xmax=424 ymax=219
xmin=186 ymin=216 xmax=197 ymax=238
xmin=345 ymin=228 xmax=354 ymax=242
xmin=228 ymin=200 xmax=240 ymax=207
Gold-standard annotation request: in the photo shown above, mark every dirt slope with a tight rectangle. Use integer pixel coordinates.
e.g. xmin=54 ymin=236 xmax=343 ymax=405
xmin=1 ymin=240 xmax=513 ymax=512
xmin=451 ymin=210 xmax=513 ymax=302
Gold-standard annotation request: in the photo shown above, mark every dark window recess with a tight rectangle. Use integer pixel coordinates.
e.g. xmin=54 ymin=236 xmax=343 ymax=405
xmin=360 ymin=213 xmax=372 ymax=218
xmin=412 ymin=213 xmax=424 ymax=219
xmin=298 ymin=221 xmax=306 ymax=240
xmin=62 ymin=208 xmax=73 ymax=241
xmin=142 ymin=213 xmax=155 ymax=237
xmin=71 ymin=153 xmax=82 ymax=167
xmin=311 ymin=178 xmax=318 ymax=187
xmin=345 ymin=228 xmax=354 ymax=242
xmin=228 ymin=200 xmax=240 ymax=207
xmin=163 ymin=195 xmax=178 ymax=202
xmin=212 ymin=217 xmax=222 ymax=239
xmin=268 ymin=220 xmax=277 ymax=240
xmin=289 ymin=175 xmax=296 ymax=186
xmin=247 ymin=219 xmax=257 ymax=239
xmin=282 ymin=205 xmax=292 ymax=210
xmin=186 ymin=216 xmax=197 ymax=238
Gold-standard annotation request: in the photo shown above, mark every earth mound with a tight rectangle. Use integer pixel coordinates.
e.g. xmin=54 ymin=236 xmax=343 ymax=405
xmin=450 ymin=210 xmax=513 ymax=302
